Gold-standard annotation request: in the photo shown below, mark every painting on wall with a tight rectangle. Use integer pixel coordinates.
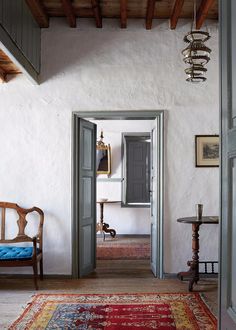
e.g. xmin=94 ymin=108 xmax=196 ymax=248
xmin=96 ymin=131 xmax=111 ymax=175
xmin=195 ymin=135 xmax=219 ymax=167
xmin=96 ymin=145 xmax=111 ymax=175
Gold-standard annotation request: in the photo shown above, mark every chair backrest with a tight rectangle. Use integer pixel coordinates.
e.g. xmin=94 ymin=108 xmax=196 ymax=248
xmin=0 ymin=202 xmax=44 ymax=250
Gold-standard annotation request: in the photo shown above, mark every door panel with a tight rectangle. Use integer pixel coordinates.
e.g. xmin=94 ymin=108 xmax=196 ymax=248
xmin=83 ymin=127 xmax=92 ymax=169
xmin=82 ymin=177 xmax=92 ymax=218
xmin=220 ymin=0 xmax=236 ymax=327
xmin=73 ymin=117 xmax=96 ymax=278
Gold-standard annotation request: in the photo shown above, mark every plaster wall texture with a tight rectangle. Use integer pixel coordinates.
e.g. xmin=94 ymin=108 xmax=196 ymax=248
xmin=0 ymin=19 xmax=219 ymax=274
xmin=94 ymin=119 xmax=153 ymax=235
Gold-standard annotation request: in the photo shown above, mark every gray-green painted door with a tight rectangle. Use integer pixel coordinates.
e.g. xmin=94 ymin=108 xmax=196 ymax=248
xmin=77 ymin=118 xmax=97 ymax=277
xmin=150 ymin=118 xmax=159 ymax=277
xmin=220 ymin=0 xmax=236 ymax=328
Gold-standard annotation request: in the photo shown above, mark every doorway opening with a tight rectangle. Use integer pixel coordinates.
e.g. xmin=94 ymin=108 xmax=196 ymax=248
xmin=72 ymin=111 xmax=164 ymax=279
xmin=94 ymin=120 xmax=152 ymax=276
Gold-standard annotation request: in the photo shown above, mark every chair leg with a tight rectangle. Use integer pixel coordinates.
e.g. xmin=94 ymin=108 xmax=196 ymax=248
xmin=33 ymin=263 xmax=39 ymax=290
xmin=40 ymin=258 xmax=43 ymax=280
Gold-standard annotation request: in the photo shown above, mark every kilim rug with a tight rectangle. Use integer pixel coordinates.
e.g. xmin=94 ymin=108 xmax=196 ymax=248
xmin=9 ymin=293 xmax=217 ymax=330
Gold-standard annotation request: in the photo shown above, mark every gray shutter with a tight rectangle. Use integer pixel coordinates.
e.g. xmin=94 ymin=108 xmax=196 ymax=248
xmin=126 ymin=139 xmax=150 ymax=204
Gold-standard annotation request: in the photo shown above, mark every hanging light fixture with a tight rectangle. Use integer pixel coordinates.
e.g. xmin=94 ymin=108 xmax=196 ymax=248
xmin=182 ymin=1 xmax=211 ymax=83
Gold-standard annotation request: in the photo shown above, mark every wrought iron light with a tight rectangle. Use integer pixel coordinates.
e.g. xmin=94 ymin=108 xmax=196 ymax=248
xmin=182 ymin=2 xmax=211 ymax=83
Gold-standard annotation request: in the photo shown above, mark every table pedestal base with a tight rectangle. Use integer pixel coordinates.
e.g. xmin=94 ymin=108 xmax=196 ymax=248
xmin=96 ymin=222 xmax=116 ymax=240
xmin=178 ymin=223 xmax=200 ymax=292
xmin=96 ymin=202 xmax=116 ymax=241
xmin=177 ymin=216 xmax=219 ymax=292
xmin=177 ymin=260 xmax=199 ymax=292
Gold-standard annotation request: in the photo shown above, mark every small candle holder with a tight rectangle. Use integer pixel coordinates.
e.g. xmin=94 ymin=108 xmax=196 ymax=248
xmin=196 ymin=204 xmax=203 ymax=220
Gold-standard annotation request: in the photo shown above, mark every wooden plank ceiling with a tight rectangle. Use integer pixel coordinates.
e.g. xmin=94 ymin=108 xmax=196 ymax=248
xmin=0 ymin=50 xmax=21 ymax=83
xmin=27 ymin=0 xmax=218 ymax=30
xmin=0 ymin=0 xmax=218 ymax=83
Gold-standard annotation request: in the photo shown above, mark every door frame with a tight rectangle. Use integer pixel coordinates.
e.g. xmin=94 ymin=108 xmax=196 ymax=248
xmin=72 ymin=110 xmax=165 ymax=278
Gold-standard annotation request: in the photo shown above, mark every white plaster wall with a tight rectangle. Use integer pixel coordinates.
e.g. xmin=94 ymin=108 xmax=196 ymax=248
xmin=0 ymin=19 xmax=219 ymax=274
xmin=93 ymin=119 xmax=153 ymax=235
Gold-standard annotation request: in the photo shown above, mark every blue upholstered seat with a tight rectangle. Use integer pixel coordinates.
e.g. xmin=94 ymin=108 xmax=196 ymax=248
xmin=0 ymin=246 xmax=40 ymax=261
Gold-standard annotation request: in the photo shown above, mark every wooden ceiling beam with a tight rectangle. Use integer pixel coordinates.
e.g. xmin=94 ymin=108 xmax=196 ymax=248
xmin=91 ymin=0 xmax=102 ymax=28
xmin=0 ymin=67 xmax=6 ymax=83
xmin=170 ymin=0 xmax=185 ymax=30
xmin=61 ymin=0 xmax=76 ymax=27
xmin=25 ymin=0 xmax=49 ymax=28
xmin=196 ymin=0 xmax=215 ymax=30
xmin=120 ymin=0 xmax=127 ymax=29
xmin=146 ymin=0 xmax=156 ymax=30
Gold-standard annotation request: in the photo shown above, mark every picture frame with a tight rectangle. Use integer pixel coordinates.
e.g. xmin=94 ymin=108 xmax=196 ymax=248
xmin=96 ymin=144 xmax=111 ymax=175
xmin=195 ymin=135 xmax=219 ymax=167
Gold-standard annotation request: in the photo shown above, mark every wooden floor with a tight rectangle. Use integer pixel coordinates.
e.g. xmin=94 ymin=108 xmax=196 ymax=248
xmin=0 ymin=260 xmax=218 ymax=329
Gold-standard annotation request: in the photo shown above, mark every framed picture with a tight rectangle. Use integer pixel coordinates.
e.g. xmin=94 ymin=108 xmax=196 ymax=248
xmin=195 ymin=135 xmax=219 ymax=167
xmin=96 ymin=144 xmax=111 ymax=175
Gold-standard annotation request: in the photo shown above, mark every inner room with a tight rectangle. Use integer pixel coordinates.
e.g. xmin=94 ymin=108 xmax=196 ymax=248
xmin=93 ymin=119 xmax=154 ymax=274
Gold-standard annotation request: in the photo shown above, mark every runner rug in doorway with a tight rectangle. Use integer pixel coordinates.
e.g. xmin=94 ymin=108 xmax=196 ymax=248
xmin=9 ymin=293 xmax=217 ymax=329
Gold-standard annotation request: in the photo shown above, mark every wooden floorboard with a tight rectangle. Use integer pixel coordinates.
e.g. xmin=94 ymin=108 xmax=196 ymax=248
xmin=0 ymin=260 xmax=218 ymax=329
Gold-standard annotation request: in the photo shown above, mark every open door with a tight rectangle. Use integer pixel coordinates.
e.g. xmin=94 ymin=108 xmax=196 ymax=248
xmin=150 ymin=117 xmax=163 ymax=278
xmin=72 ymin=116 xmax=97 ymax=278
xmin=220 ymin=1 xmax=236 ymax=328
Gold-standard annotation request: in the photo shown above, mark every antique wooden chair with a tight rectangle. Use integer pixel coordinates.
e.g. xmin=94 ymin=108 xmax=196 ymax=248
xmin=0 ymin=202 xmax=44 ymax=290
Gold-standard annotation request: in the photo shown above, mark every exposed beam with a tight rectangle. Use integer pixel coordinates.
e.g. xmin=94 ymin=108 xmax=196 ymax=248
xmin=146 ymin=0 xmax=156 ymax=30
xmin=196 ymin=0 xmax=215 ymax=30
xmin=25 ymin=0 xmax=49 ymax=28
xmin=170 ymin=0 xmax=184 ymax=30
xmin=91 ymin=0 xmax=102 ymax=28
xmin=120 ymin=0 xmax=127 ymax=29
xmin=0 ymin=67 xmax=6 ymax=83
xmin=61 ymin=0 xmax=76 ymax=27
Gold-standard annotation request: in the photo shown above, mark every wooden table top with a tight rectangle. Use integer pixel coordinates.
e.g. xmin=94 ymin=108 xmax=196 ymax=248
xmin=97 ymin=200 xmax=121 ymax=204
xmin=177 ymin=216 xmax=219 ymax=224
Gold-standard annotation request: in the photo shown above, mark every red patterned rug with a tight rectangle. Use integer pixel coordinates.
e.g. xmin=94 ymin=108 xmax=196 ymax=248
xmin=9 ymin=293 xmax=217 ymax=329
xmin=97 ymin=236 xmax=150 ymax=259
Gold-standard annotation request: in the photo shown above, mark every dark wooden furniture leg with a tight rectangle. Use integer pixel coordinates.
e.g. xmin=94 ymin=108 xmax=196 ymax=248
xmin=178 ymin=223 xmax=200 ymax=291
xmin=40 ymin=258 xmax=44 ymax=280
xmin=99 ymin=202 xmax=116 ymax=240
xmin=32 ymin=263 xmax=39 ymax=290
xmin=188 ymin=223 xmax=200 ymax=291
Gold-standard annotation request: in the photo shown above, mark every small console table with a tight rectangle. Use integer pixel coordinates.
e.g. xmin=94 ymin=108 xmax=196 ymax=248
xmin=177 ymin=216 xmax=219 ymax=291
xmin=96 ymin=200 xmax=120 ymax=240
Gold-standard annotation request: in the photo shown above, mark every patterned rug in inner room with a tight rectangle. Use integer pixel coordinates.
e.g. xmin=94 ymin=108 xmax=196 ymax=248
xmin=9 ymin=293 xmax=217 ymax=329
xmin=97 ymin=235 xmax=150 ymax=259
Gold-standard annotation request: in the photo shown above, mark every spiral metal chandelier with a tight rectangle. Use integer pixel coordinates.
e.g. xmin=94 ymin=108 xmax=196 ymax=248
xmin=182 ymin=1 xmax=211 ymax=83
